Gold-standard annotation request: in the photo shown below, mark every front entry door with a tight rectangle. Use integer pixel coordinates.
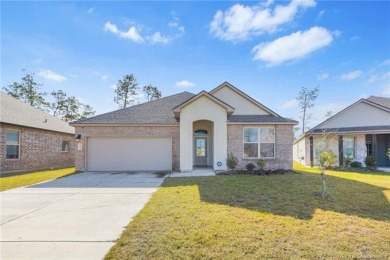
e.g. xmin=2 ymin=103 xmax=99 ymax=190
xmin=194 ymin=137 xmax=207 ymax=167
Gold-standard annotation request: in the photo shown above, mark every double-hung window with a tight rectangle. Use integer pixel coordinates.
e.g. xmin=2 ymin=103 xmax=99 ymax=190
xmin=243 ymin=127 xmax=275 ymax=158
xmin=343 ymin=137 xmax=355 ymax=158
xmin=6 ymin=130 xmax=20 ymax=159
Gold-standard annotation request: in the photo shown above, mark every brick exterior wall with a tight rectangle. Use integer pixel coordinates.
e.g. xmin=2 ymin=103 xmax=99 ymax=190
xmin=355 ymin=134 xmax=367 ymax=165
xmin=74 ymin=125 xmax=180 ymax=171
xmin=227 ymin=124 xmax=294 ymax=170
xmin=0 ymin=124 xmax=75 ymax=173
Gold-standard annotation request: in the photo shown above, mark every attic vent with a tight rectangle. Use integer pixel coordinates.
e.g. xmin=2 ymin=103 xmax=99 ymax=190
xmin=195 ymin=129 xmax=208 ymax=135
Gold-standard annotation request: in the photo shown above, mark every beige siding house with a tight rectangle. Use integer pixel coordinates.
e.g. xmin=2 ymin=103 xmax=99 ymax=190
xmin=293 ymin=96 xmax=390 ymax=167
xmin=71 ymin=82 xmax=297 ymax=172
xmin=0 ymin=93 xmax=75 ymax=174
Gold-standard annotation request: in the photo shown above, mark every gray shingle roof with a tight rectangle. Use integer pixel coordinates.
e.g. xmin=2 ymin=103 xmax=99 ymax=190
xmin=308 ymin=125 xmax=390 ymax=134
xmin=367 ymin=96 xmax=390 ymax=109
xmin=71 ymin=91 xmax=196 ymax=125
xmin=0 ymin=92 xmax=74 ymax=134
xmin=228 ymin=115 xmax=297 ymax=124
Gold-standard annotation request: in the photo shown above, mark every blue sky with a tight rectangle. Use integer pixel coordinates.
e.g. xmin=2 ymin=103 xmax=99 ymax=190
xmin=2 ymin=1 xmax=389 ymax=130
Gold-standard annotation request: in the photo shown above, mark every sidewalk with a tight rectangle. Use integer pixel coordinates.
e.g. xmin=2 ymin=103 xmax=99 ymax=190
xmin=169 ymin=169 xmax=216 ymax=177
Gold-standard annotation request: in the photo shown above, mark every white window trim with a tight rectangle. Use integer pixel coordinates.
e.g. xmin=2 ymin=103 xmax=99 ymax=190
xmin=243 ymin=127 xmax=275 ymax=159
xmin=343 ymin=136 xmax=356 ymax=159
xmin=6 ymin=129 xmax=20 ymax=160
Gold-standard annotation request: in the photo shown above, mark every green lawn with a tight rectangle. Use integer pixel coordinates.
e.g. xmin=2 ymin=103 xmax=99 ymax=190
xmin=106 ymin=164 xmax=390 ymax=259
xmin=0 ymin=168 xmax=76 ymax=191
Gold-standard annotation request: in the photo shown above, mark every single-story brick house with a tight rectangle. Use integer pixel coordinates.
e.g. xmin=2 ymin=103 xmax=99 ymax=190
xmin=0 ymin=92 xmax=75 ymax=174
xmin=70 ymin=82 xmax=297 ymax=172
xmin=293 ymin=96 xmax=390 ymax=167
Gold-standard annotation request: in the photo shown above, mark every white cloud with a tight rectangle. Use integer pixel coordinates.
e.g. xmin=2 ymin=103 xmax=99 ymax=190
xmin=317 ymin=72 xmax=329 ymax=80
xmin=341 ymin=70 xmax=362 ymax=81
xmin=317 ymin=10 xmax=325 ymax=19
xmin=252 ymin=26 xmax=333 ymax=66
xmin=38 ymin=69 xmax=66 ymax=82
xmin=87 ymin=8 xmax=94 ymax=14
xmin=332 ymin=30 xmax=342 ymax=37
xmin=169 ymin=11 xmax=185 ymax=35
xmin=279 ymin=99 xmax=298 ymax=109
xmin=349 ymin=36 xmax=361 ymax=41
xmin=176 ymin=80 xmax=196 ymax=88
xmin=210 ymin=0 xmax=316 ymax=41
xmin=110 ymin=84 xmax=116 ymax=90
xmin=147 ymin=32 xmax=171 ymax=44
xmin=101 ymin=75 xmax=108 ymax=80
xmin=104 ymin=21 xmax=143 ymax=42
xmin=366 ymin=71 xmax=390 ymax=97
xmin=379 ymin=59 xmax=390 ymax=67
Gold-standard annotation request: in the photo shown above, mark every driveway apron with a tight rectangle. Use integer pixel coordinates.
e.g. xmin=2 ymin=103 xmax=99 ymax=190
xmin=0 ymin=172 xmax=164 ymax=259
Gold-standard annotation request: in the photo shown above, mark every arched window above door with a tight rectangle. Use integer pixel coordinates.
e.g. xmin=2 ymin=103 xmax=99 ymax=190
xmin=194 ymin=129 xmax=208 ymax=135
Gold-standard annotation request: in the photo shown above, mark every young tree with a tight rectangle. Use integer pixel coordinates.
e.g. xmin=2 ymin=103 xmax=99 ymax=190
xmin=296 ymin=86 xmax=319 ymax=134
xmin=3 ymin=71 xmax=48 ymax=110
xmin=50 ymin=90 xmax=68 ymax=117
xmin=143 ymin=84 xmax=161 ymax=101
xmin=318 ymin=149 xmax=337 ymax=198
xmin=113 ymin=74 xmax=139 ymax=108
xmin=79 ymin=104 xmax=96 ymax=120
xmin=50 ymin=91 xmax=96 ymax=122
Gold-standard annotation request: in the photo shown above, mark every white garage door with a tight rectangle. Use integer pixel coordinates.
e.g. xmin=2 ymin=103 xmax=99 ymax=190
xmin=88 ymin=137 xmax=172 ymax=171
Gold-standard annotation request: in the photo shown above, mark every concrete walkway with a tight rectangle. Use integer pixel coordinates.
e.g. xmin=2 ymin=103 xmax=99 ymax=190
xmin=1 ymin=172 xmax=164 ymax=260
xmin=169 ymin=169 xmax=216 ymax=177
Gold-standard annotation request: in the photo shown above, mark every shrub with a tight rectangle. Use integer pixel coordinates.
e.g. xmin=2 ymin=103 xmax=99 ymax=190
xmin=256 ymin=159 xmax=266 ymax=170
xmin=319 ymin=149 xmax=337 ymax=167
xmin=245 ymin=162 xmax=256 ymax=171
xmin=364 ymin=155 xmax=376 ymax=168
xmin=226 ymin=153 xmax=238 ymax=170
xmin=350 ymin=161 xmax=363 ymax=168
xmin=387 ymin=148 xmax=390 ymax=159
xmin=343 ymin=155 xmax=353 ymax=167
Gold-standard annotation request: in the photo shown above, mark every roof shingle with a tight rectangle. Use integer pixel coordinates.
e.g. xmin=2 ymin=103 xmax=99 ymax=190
xmin=0 ymin=92 xmax=74 ymax=134
xmin=71 ymin=91 xmax=195 ymax=125
xmin=367 ymin=96 xmax=390 ymax=109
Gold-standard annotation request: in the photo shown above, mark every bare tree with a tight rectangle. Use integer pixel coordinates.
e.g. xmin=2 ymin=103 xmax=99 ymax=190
xmin=297 ymin=86 xmax=319 ymax=134
xmin=113 ymin=74 xmax=139 ymax=108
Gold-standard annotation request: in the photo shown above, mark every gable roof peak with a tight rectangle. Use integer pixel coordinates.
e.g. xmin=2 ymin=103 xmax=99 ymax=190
xmin=209 ymin=82 xmax=280 ymax=117
xmin=306 ymin=96 xmax=390 ymax=135
xmin=172 ymin=90 xmax=235 ymax=118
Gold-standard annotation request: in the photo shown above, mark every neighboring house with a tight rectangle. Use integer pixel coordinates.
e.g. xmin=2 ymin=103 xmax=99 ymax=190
xmin=0 ymin=93 xmax=75 ymax=173
xmin=70 ymin=82 xmax=297 ymax=172
xmin=293 ymin=96 xmax=390 ymax=167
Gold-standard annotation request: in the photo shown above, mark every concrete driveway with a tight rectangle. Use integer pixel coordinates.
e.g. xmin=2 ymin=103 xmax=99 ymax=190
xmin=1 ymin=171 xmax=165 ymax=260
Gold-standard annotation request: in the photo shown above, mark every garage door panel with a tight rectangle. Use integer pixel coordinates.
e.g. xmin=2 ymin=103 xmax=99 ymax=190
xmin=88 ymin=138 xmax=171 ymax=171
